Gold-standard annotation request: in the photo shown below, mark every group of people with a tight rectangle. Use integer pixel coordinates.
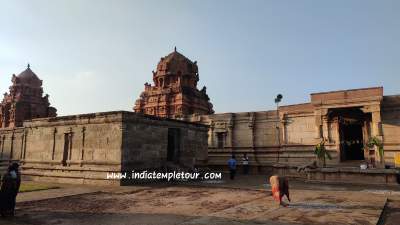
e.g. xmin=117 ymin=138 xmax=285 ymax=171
xmin=0 ymin=162 xmax=21 ymax=217
xmin=227 ymin=154 xmax=291 ymax=207
xmin=227 ymin=153 xmax=249 ymax=180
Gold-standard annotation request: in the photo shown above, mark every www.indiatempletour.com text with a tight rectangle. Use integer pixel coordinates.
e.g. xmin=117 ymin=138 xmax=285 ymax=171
xmin=106 ymin=171 xmax=222 ymax=181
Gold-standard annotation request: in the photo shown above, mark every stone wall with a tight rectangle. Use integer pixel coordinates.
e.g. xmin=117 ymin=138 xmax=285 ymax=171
xmin=0 ymin=128 xmax=24 ymax=174
xmin=382 ymin=95 xmax=400 ymax=165
xmin=187 ymin=109 xmax=323 ymax=173
xmin=19 ymin=112 xmax=123 ymax=185
xmin=0 ymin=111 xmax=208 ymax=185
xmin=187 ymin=92 xmax=400 ymax=172
xmin=121 ymin=113 xmax=208 ymax=172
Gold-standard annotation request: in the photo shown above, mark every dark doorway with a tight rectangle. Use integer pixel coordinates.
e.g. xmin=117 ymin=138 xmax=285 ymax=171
xmin=167 ymin=128 xmax=180 ymax=162
xmin=62 ymin=133 xmax=70 ymax=166
xmin=217 ymin=133 xmax=224 ymax=149
xmin=340 ymin=122 xmax=364 ymax=161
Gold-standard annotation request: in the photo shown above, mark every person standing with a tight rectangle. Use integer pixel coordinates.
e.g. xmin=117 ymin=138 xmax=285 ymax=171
xmin=0 ymin=162 xmax=21 ymax=217
xmin=242 ymin=153 xmax=249 ymax=174
xmin=227 ymin=155 xmax=237 ymax=180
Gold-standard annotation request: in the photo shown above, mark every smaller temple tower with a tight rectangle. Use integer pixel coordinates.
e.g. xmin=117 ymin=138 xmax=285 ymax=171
xmin=0 ymin=64 xmax=57 ymax=128
xmin=134 ymin=48 xmax=214 ymax=118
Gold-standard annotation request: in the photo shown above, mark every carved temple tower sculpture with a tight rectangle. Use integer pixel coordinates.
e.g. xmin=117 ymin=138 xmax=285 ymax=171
xmin=134 ymin=48 xmax=214 ymax=118
xmin=0 ymin=64 xmax=57 ymax=128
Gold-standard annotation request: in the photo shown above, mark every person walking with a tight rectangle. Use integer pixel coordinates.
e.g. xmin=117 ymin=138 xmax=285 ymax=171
xmin=0 ymin=162 xmax=21 ymax=217
xmin=242 ymin=153 xmax=249 ymax=174
xmin=269 ymin=175 xmax=290 ymax=207
xmin=227 ymin=155 xmax=237 ymax=180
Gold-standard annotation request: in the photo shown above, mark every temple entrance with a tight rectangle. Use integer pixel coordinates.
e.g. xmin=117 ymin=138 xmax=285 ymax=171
xmin=167 ymin=128 xmax=180 ymax=162
xmin=330 ymin=107 xmax=371 ymax=162
xmin=339 ymin=122 xmax=364 ymax=161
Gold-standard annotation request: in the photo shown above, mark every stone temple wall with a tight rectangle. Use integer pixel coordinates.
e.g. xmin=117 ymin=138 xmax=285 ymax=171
xmin=382 ymin=95 xmax=400 ymax=165
xmin=121 ymin=112 xmax=208 ymax=173
xmin=187 ymin=93 xmax=400 ymax=173
xmin=0 ymin=111 xmax=208 ymax=185
xmin=20 ymin=112 xmax=123 ymax=185
xmin=0 ymin=128 xmax=25 ymax=163
xmin=187 ymin=110 xmax=323 ymax=172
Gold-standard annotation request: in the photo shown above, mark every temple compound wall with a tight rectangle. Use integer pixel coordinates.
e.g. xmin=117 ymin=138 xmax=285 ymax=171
xmin=0 ymin=111 xmax=208 ymax=185
xmin=187 ymin=87 xmax=400 ymax=174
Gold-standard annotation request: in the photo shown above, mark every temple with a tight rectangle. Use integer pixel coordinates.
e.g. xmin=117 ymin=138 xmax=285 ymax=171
xmin=134 ymin=48 xmax=214 ymax=118
xmin=0 ymin=65 xmax=57 ymax=128
xmin=0 ymin=55 xmax=399 ymax=186
xmin=0 ymin=64 xmax=208 ymax=185
xmin=187 ymin=87 xmax=400 ymax=184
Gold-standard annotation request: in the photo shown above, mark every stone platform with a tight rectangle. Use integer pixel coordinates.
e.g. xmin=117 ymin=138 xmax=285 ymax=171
xmin=213 ymin=164 xmax=400 ymax=186
xmin=306 ymin=167 xmax=400 ymax=185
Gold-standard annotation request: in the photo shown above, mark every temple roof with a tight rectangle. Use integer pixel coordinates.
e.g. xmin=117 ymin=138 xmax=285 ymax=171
xmin=16 ymin=64 xmax=42 ymax=87
xmin=162 ymin=48 xmax=194 ymax=64
xmin=156 ymin=48 xmax=198 ymax=76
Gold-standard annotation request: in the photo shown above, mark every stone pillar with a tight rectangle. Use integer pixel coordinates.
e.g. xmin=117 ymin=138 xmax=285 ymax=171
xmin=279 ymin=113 xmax=287 ymax=145
xmin=227 ymin=117 xmax=234 ymax=149
xmin=19 ymin=132 xmax=24 ymax=159
xmin=372 ymin=110 xmax=384 ymax=164
xmin=362 ymin=104 xmax=384 ymax=164
xmin=314 ymin=109 xmax=323 ymax=140
xmin=10 ymin=132 xmax=15 ymax=159
xmin=371 ymin=111 xmax=382 ymax=137
xmin=0 ymin=136 xmax=4 ymax=159
xmin=0 ymin=111 xmax=2 ymax=128
xmin=209 ymin=121 xmax=214 ymax=147
xmin=361 ymin=105 xmax=382 ymax=137
xmin=322 ymin=115 xmax=330 ymax=142
xmin=334 ymin=117 xmax=341 ymax=163
xmin=81 ymin=127 xmax=86 ymax=163
xmin=67 ymin=127 xmax=73 ymax=165
xmin=51 ymin=128 xmax=57 ymax=160
xmin=22 ymin=130 xmax=28 ymax=160
xmin=248 ymin=112 xmax=255 ymax=149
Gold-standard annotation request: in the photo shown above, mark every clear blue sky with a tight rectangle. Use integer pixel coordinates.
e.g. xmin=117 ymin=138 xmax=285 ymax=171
xmin=1 ymin=0 xmax=399 ymax=116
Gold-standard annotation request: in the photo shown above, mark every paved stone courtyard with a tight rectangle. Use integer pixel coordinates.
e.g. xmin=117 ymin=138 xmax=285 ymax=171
xmin=0 ymin=175 xmax=397 ymax=225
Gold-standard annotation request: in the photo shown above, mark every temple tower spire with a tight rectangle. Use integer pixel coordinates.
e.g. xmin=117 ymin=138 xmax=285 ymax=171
xmin=134 ymin=49 xmax=214 ymax=118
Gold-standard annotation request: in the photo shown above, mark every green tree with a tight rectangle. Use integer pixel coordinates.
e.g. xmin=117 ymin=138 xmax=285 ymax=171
xmin=366 ymin=136 xmax=384 ymax=164
xmin=314 ymin=140 xmax=332 ymax=167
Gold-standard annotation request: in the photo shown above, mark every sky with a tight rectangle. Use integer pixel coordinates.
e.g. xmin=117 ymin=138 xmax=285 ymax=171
xmin=0 ymin=0 xmax=399 ymax=116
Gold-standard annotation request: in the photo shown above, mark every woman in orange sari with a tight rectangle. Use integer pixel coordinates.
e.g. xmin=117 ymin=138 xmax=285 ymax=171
xmin=269 ymin=175 xmax=290 ymax=206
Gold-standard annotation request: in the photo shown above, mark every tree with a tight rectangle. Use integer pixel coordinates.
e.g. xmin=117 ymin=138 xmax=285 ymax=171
xmin=366 ymin=136 xmax=384 ymax=166
xmin=314 ymin=140 xmax=332 ymax=167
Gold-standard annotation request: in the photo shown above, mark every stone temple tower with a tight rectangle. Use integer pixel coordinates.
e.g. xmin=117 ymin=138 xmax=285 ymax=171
xmin=0 ymin=64 xmax=57 ymax=128
xmin=134 ymin=48 xmax=214 ymax=118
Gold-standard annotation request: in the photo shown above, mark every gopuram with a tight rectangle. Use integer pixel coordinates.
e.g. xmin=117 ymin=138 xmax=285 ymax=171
xmin=0 ymin=64 xmax=57 ymax=128
xmin=134 ymin=47 xmax=214 ymax=118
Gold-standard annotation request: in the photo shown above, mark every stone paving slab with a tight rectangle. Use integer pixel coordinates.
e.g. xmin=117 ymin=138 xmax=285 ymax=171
xmin=16 ymin=182 xmax=151 ymax=203
xmin=17 ymin=186 xmax=100 ymax=203
xmin=209 ymin=190 xmax=386 ymax=225
xmin=11 ymin=186 xmax=387 ymax=225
